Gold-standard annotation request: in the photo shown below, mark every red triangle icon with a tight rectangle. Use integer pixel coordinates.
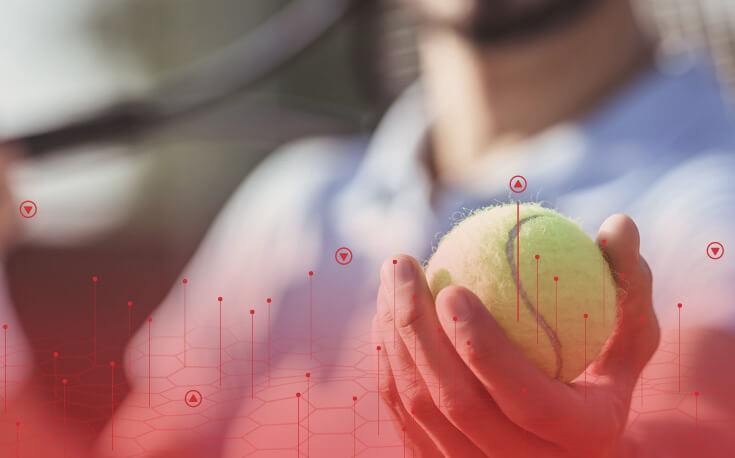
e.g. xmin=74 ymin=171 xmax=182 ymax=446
xmin=340 ymin=252 xmax=348 ymax=261
xmin=23 ymin=206 xmax=32 ymax=214
xmin=711 ymin=247 xmax=720 ymax=255
xmin=189 ymin=394 xmax=198 ymax=403
xmin=514 ymin=180 xmax=523 ymax=188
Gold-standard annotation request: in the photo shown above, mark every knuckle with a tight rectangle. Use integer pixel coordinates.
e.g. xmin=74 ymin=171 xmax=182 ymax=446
xmin=404 ymin=391 xmax=436 ymax=419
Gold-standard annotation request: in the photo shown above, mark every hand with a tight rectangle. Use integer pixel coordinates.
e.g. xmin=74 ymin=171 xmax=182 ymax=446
xmin=372 ymin=214 xmax=660 ymax=457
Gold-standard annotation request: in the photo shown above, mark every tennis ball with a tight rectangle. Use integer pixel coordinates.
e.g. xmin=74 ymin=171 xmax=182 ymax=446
xmin=425 ymin=203 xmax=616 ymax=382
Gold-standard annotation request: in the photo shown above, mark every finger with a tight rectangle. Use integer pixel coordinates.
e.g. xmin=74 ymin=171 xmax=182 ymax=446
xmin=435 ymin=284 xmax=581 ymax=443
xmin=594 ymin=215 xmax=660 ymax=385
xmin=372 ymin=316 xmax=467 ymax=458
xmin=378 ymin=256 xmax=554 ymax=456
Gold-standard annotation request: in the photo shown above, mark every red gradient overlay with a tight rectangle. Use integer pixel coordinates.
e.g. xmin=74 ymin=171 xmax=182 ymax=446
xmin=0 ymin=245 xmax=732 ymax=457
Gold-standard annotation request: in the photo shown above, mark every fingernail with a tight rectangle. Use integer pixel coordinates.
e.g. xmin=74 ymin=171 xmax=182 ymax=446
xmin=441 ymin=289 xmax=471 ymax=322
xmin=393 ymin=258 xmax=415 ymax=284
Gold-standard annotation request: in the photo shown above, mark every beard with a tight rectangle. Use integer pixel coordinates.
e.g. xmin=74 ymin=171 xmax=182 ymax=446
xmin=416 ymin=0 xmax=605 ymax=44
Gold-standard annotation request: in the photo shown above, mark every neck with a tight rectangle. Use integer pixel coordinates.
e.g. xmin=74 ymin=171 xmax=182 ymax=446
xmin=420 ymin=0 xmax=654 ymax=183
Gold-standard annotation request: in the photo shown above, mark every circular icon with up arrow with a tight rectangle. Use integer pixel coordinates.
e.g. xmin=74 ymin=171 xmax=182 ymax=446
xmin=335 ymin=247 xmax=353 ymax=266
xmin=19 ymin=200 xmax=37 ymax=218
xmin=707 ymin=242 xmax=724 ymax=260
xmin=509 ymin=176 xmax=527 ymax=193
xmin=185 ymin=389 xmax=203 ymax=408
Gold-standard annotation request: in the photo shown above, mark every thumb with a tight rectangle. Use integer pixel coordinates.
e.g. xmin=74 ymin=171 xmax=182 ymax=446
xmin=593 ymin=214 xmax=660 ymax=384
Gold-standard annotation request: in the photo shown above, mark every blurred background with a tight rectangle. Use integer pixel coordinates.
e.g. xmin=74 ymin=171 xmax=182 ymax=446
xmin=1 ymin=0 xmax=734 ymax=447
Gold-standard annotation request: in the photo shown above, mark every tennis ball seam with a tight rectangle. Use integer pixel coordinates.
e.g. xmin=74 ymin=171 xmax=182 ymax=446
xmin=506 ymin=214 xmax=564 ymax=379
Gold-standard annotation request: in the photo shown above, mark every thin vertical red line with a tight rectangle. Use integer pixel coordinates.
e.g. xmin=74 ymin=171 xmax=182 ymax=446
xmin=393 ymin=260 xmax=397 ymax=347
xmin=267 ymin=298 xmax=272 ymax=386
xmin=695 ymin=391 xmax=699 ymax=457
xmin=309 ymin=271 xmax=314 ymax=360
xmin=554 ymin=277 xmax=558 ymax=335
xmin=53 ymin=352 xmax=58 ymax=424
xmin=62 ymin=379 xmax=67 ymax=457
xmin=411 ymin=410 xmax=416 ymax=457
xmin=3 ymin=324 xmax=7 ymax=413
xmin=516 ymin=201 xmax=520 ymax=322
xmin=93 ymin=276 xmax=98 ymax=365
xmin=601 ymin=240 xmax=606 ymax=327
xmin=127 ymin=301 xmax=133 ymax=373
xmin=148 ymin=317 xmax=152 ymax=408
xmin=306 ymin=373 xmax=310 ymax=457
xmin=413 ymin=296 xmax=417 ymax=384
xmin=376 ymin=345 xmax=381 ymax=436
xmin=403 ymin=427 xmax=406 ymax=458
xmin=535 ymin=255 xmax=540 ymax=343
xmin=251 ymin=310 xmax=255 ymax=399
xmin=352 ymin=396 xmax=357 ymax=457
xmin=437 ymin=327 xmax=441 ymax=410
xmin=297 ymin=393 xmax=301 ymax=456
xmin=218 ymin=297 xmax=223 ymax=388
xmin=583 ymin=313 xmax=588 ymax=403
xmin=183 ymin=279 xmax=188 ymax=367
xmin=453 ymin=317 xmax=457 ymax=407
xmin=678 ymin=303 xmax=682 ymax=392
xmin=110 ymin=361 xmax=115 ymax=451
xmin=16 ymin=422 xmax=20 ymax=458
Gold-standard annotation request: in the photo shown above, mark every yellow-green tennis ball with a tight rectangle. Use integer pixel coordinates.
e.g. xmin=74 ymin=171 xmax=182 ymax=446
xmin=425 ymin=203 xmax=616 ymax=382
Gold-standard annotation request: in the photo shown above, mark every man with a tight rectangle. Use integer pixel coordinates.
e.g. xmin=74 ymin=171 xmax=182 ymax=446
xmin=102 ymin=0 xmax=735 ymax=456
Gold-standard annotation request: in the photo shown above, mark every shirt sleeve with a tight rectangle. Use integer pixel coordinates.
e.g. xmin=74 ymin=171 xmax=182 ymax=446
xmin=633 ymin=152 xmax=735 ymax=331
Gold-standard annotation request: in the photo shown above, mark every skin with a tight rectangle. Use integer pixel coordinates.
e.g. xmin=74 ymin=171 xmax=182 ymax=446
xmin=373 ymin=215 xmax=660 ymax=457
xmin=414 ymin=0 xmax=653 ymax=184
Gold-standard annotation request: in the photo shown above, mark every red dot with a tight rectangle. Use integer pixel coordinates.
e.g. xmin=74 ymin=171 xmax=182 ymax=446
xmin=412 ymin=295 xmax=417 ymax=301
xmin=110 ymin=361 xmax=115 ymax=367
xmin=15 ymin=422 xmax=20 ymax=427
xmin=306 ymin=372 xmax=311 ymax=378
xmin=620 ymin=273 xmax=626 ymax=279
xmin=353 ymin=396 xmax=357 ymax=401
xmin=584 ymin=313 xmax=588 ymax=318
xmin=376 ymin=345 xmax=381 ymax=351
xmin=2 ymin=325 xmax=7 ymax=330
xmin=62 ymin=379 xmax=68 ymax=384
xmin=453 ymin=316 xmax=457 ymax=321
xmin=148 ymin=317 xmax=152 ymax=322
xmin=535 ymin=254 xmax=540 ymax=260
xmin=218 ymin=296 xmax=223 ymax=302
xmin=250 ymin=309 xmax=255 ymax=315
xmin=182 ymin=278 xmax=188 ymax=284
xmin=640 ymin=317 xmax=645 ymax=322
xmin=521 ymin=387 xmax=527 ymax=393
xmin=601 ymin=239 xmax=607 ymax=245
xmin=267 ymin=298 xmax=272 ymax=303
xmin=402 ymin=427 xmax=406 ymax=432
xmin=53 ymin=352 xmax=59 ymax=358
xmin=92 ymin=276 xmax=98 ymax=282
xmin=695 ymin=391 xmax=699 ymax=396
xmin=392 ymin=259 xmax=397 ymax=265
xmin=127 ymin=301 xmax=133 ymax=307
xmin=678 ymin=303 xmax=682 ymax=308
xmin=554 ymin=276 xmax=558 ymax=282
xmin=309 ymin=271 xmax=314 ymax=276
xmin=466 ymin=340 xmax=471 ymax=346
xmin=296 ymin=392 xmax=301 ymax=397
